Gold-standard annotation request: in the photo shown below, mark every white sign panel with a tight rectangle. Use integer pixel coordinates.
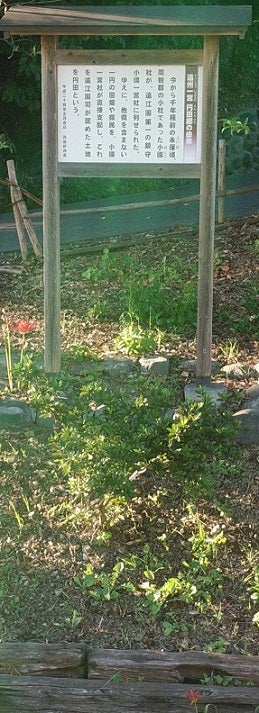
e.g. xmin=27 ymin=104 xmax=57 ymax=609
xmin=58 ymin=64 xmax=202 ymax=164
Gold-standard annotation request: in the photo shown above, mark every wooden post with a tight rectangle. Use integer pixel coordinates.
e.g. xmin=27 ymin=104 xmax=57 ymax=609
xmin=7 ymin=160 xmax=28 ymax=260
xmin=217 ymin=138 xmax=226 ymax=224
xmin=7 ymin=160 xmax=42 ymax=257
xmin=41 ymin=35 xmax=60 ymax=373
xmin=196 ymin=36 xmax=219 ymax=384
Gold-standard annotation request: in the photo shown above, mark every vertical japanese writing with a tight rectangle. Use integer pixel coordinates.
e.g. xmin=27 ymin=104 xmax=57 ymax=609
xmin=169 ymin=74 xmax=176 ymax=160
xmin=72 ymin=68 xmax=79 ymax=116
xmin=62 ymin=84 xmax=67 ymax=158
xmin=145 ymin=68 xmax=152 ymax=159
xmin=133 ymin=68 xmax=140 ymax=155
xmin=108 ymin=71 xmax=116 ymax=158
xmin=184 ymin=66 xmax=199 ymax=161
xmin=84 ymin=69 xmax=91 ymax=158
xmin=58 ymin=62 xmax=201 ymax=164
xmin=96 ymin=71 xmax=104 ymax=158
xmin=121 ymin=75 xmax=128 ymax=158
xmin=157 ymin=68 xmax=165 ymax=159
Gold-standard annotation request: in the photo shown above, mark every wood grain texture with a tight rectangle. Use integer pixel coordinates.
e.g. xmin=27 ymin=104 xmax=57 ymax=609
xmin=0 ymin=6 xmax=252 ymax=37
xmin=58 ymin=163 xmax=201 ymax=179
xmin=196 ymin=35 xmax=219 ymax=383
xmin=0 ymin=643 xmax=86 ymax=678
xmin=56 ymin=49 xmax=204 ymax=66
xmin=0 ymin=676 xmax=258 ymax=713
xmin=88 ymin=649 xmax=259 ymax=684
xmin=41 ymin=35 xmax=61 ymax=374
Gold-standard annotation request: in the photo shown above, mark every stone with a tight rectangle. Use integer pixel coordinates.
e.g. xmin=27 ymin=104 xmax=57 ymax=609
xmin=35 ymin=414 xmax=55 ymax=429
xmin=0 ymin=399 xmax=36 ymax=426
xmin=139 ymin=355 xmax=169 ymax=376
xmin=184 ymin=382 xmax=227 ymax=407
xmin=179 ymin=359 xmax=222 ymax=376
xmin=253 ymin=363 xmax=259 ymax=377
xmin=164 ymin=407 xmax=177 ymax=420
xmin=245 ymin=384 xmax=259 ymax=401
xmin=221 ymin=363 xmax=258 ymax=380
xmin=103 ymin=357 xmax=137 ymax=378
xmin=233 ymin=408 xmax=259 ymax=445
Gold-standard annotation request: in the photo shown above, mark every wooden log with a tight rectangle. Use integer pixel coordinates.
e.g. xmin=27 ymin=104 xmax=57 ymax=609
xmin=28 ymin=183 xmax=259 ymax=221
xmin=0 ymin=643 xmax=87 ymax=678
xmin=7 ymin=161 xmax=28 ymax=261
xmin=0 ymin=676 xmax=258 ymax=713
xmin=6 ymin=161 xmax=42 ymax=257
xmin=88 ymin=649 xmax=184 ymax=682
xmin=88 ymin=649 xmax=259 ymax=685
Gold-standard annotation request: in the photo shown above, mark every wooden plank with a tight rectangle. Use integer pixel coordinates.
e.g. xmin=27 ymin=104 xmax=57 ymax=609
xmin=196 ymin=35 xmax=219 ymax=384
xmin=88 ymin=649 xmax=259 ymax=684
xmin=41 ymin=35 xmax=61 ymax=374
xmin=0 ymin=643 xmax=87 ymax=678
xmin=57 ymin=49 xmax=204 ymax=66
xmin=58 ymin=163 xmax=201 ymax=179
xmin=0 ymin=6 xmax=252 ymax=37
xmin=0 ymin=676 xmax=258 ymax=713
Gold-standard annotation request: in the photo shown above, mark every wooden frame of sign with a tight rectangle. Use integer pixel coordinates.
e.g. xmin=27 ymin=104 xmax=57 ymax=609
xmin=0 ymin=6 xmax=252 ymax=377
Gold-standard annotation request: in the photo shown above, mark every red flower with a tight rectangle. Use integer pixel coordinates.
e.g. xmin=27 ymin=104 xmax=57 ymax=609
xmin=185 ymin=689 xmax=201 ymax=704
xmin=10 ymin=319 xmax=40 ymax=334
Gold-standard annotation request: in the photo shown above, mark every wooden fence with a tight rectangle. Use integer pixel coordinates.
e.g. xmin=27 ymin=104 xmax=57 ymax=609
xmin=0 ymin=644 xmax=258 ymax=712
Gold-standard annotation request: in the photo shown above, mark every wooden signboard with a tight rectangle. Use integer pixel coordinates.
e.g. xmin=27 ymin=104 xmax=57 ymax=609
xmin=57 ymin=50 xmax=203 ymax=177
xmin=0 ymin=6 xmax=252 ymax=376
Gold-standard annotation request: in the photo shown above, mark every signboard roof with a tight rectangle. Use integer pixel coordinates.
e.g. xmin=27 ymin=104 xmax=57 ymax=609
xmin=0 ymin=5 xmax=252 ymax=37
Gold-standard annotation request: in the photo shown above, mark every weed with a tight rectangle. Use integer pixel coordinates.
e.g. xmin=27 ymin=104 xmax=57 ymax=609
xmin=165 ymin=396 xmax=238 ymax=491
xmin=219 ymin=339 xmax=239 ymax=363
xmin=74 ymin=561 xmax=125 ymax=601
xmin=221 ymin=116 xmax=250 ymax=135
xmin=114 ymin=317 xmax=160 ymax=355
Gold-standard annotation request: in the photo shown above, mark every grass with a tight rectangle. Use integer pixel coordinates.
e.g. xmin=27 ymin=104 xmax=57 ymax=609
xmin=0 ymin=217 xmax=258 ymax=651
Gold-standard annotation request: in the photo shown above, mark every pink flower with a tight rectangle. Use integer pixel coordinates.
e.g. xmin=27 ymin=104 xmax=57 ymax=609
xmin=185 ymin=689 xmax=201 ymax=704
xmin=10 ymin=319 xmax=40 ymax=334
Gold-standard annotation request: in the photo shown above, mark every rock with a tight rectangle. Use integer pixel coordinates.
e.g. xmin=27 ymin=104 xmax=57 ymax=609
xmin=0 ymin=398 xmax=55 ymax=429
xmin=103 ymin=357 xmax=137 ymax=378
xmin=233 ymin=407 xmax=259 ymax=445
xmin=221 ymin=363 xmax=258 ymax=380
xmin=35 ymin=414 xmax=55 ymax=429
xmin=180 ymin=359 xmax=222 ymax=376
xmin=164 ymin=407 xmax=176 ymax=420
xmin=139 ymin=356 xmax=169 ymax=376
xmin=245 ymin=384 xmax=259 ymax=401
xmin=254 ymin=363 xmax=259 ymax=378
xmin=184 ymin=382 xmax=227 ymax=406
xmin=0 ymin=399 xmax=36 ymax=426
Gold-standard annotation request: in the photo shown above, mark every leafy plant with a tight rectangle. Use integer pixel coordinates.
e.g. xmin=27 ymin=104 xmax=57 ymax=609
xmin=221 ymin=116 xmax=250 ymax=136
xmin=74 ymin=561 xmax=125 ymax=601
xmin=165 ymin=395 xmax=238 ymax=490
xmin=114 ymin=317 xmax=160 ymax=355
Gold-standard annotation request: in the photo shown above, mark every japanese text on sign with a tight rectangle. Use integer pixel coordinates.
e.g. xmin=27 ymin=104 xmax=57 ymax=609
xmin=58 ymin=64 xmax=202 ymax=164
